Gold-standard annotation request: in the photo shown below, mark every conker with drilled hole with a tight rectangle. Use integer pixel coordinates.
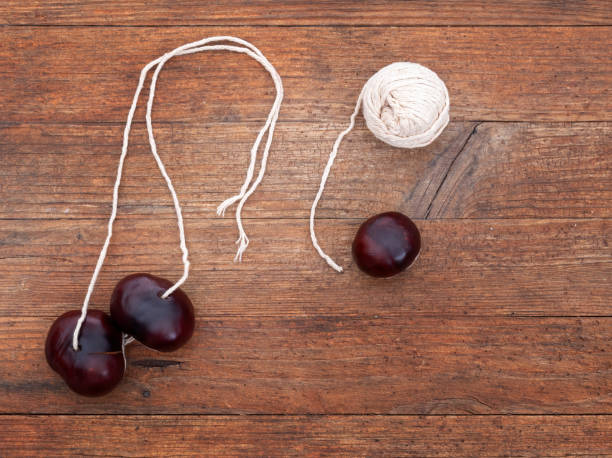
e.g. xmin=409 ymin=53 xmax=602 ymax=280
xmin=45 ymin=310 xmax=125 ymax=396
xmin=110 ymin=273 xmax=195 ymax=352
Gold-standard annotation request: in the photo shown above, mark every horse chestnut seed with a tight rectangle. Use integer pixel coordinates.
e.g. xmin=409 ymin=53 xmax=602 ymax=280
xmin=352 ymin=211 xmax=421 ymax=277
xmin=110 ymin=273 xmax=195 ymax=352
xmin=45 ymin=310 xmax=125 ymax=396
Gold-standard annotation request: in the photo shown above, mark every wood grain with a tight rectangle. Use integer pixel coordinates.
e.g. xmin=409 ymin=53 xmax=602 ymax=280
xmin=427 ymin=123 xmax=612 ymax=219
xmin=1 ymin=27 xmax=610 ymax=124
xmin=1 ymin=4 xmax=611 ymax=455
xmin=1 ymin=122 xmax=609 ymax=219
xmin=0 ymin=218 xmax=609 ymax=318
xmin=1 ymin=415 xmax=612 ymax=456
xmin=1 ymin=315 xmax=611 ymax=414
xmin=3 ymin=1 xmax=611 ymax=26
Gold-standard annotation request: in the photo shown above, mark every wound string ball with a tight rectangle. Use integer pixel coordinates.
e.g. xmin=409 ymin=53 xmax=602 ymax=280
xmin=310 ymin=62 xmax=450 ymax=273
xmin=45 ymin=36 xmax=284 ymax=396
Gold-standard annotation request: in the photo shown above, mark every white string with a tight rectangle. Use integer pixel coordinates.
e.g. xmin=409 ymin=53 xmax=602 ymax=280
xmin=310 ymin=62 xmax=449 ymax=273
xmin=73 ymin=36 xmax=283 ymax=350
xmin=309 ymin=88 xmax=366 ymax=273
xmin=123 ymin=335 xmax=135 ymax=346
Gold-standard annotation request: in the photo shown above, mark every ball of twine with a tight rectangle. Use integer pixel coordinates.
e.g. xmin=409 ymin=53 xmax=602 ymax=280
xmin=362 ymin=62 xmax=449 ymax=148
xmin=310 ymin=62 xmax=450 ymax=272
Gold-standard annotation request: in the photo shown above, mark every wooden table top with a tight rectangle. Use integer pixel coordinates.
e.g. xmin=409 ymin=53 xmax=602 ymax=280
xmin=0 ymin=2 xmax=611 ymax=456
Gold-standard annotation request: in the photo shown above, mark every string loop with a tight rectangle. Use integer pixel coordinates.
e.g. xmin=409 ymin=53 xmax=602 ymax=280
xmin=73 ymin=36 xmax=283 ymax=350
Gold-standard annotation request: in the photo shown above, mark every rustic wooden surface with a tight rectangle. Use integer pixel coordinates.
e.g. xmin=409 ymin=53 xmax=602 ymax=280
xmin=0 ymin=1 xmax=611 ymax=456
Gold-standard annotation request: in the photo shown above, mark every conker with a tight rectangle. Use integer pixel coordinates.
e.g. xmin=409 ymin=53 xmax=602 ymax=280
xmin=110 ymin=273 xmax=195 ymax=352
xmin=352 ymin=211 xmax=421 ymax=277
xmin=45 ymin=310 xmax=125 ymax=396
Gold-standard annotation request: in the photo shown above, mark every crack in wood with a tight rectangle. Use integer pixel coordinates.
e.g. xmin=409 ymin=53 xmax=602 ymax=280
xmin=130 ymin=359 xmax=183 ymax=369
xmin=425 ymin=121 xmax=483 ymax=219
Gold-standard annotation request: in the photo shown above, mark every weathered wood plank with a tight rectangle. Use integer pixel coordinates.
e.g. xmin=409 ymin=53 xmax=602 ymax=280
xmin=0 ymin=120 xmax=472 ymax=220
xmin=1 ymin=4 xmax=609 ymax=456
xmin=427 ymin=122 xmax=612 ymax=218
xmin=1 ymin=315 xmax=611 ymax=414
xmin=0 ymin=218 xmax=609 ymax=318
xmin=2 ymin=1 xmax=611 ymax=26
xmin=1 ymin=415 xmax=612 ymax=456
xmin=1 ymin=27 xmax=609 ymax=123
xmin=1 ymin=122 xmax=609 ymax=219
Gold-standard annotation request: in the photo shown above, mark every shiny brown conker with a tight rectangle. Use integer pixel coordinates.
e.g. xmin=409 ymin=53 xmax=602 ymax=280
xmin=110 ymin=273 xmax=195 ymax=352
xmin=45 ymin=309 xmax=125 ymax=396
xmin=352 ymin=211 xmax=421 ymax=277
